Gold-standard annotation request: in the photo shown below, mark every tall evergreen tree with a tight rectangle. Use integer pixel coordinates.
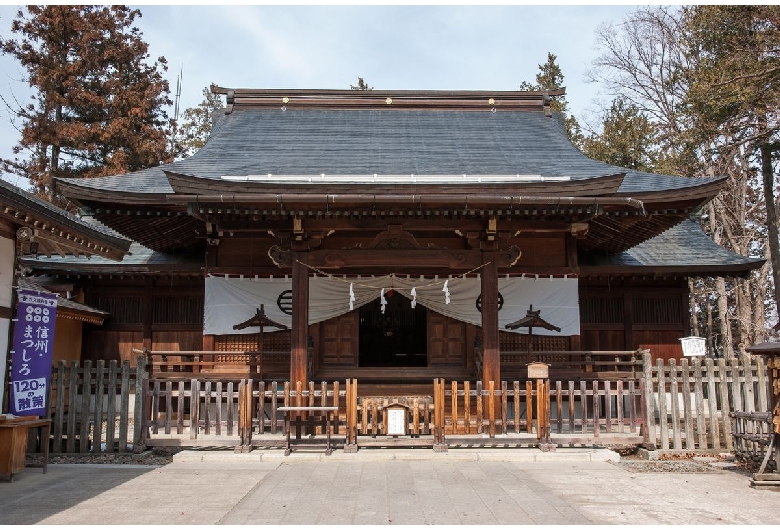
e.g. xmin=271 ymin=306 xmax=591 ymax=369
xmin=0 ymin=5 xmax=172 ymax=200
xmin=581 ymin=98 xmax=658 ymax=172
xmin=682 ymin=5 xmax=780 ymax=336
xmin=520 ymin=52 xmax=582 ymax=144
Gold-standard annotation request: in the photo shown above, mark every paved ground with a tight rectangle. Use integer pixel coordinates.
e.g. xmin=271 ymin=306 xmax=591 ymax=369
xmin=1 ymin=448 xmax=777 ymax=525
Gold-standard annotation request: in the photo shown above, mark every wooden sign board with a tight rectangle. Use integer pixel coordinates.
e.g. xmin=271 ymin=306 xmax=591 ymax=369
xmin=680 ymin=336 xmax=706 ymax=357
xmin=527 ymin=362 xmax=549 ymax=379
xmin=386 ymin=405 xmax=407 ymax=436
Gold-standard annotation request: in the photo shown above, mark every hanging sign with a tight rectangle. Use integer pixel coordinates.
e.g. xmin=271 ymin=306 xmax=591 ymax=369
xmin=9 ymin=289 xmax=58 ymax=416
xmin=679 ymin=336 xmax=706 ymax=357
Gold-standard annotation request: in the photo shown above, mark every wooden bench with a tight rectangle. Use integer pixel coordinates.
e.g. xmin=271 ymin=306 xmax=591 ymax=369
xmin=0 ymin=417 xmax=50 ymax=481
xmin=277 ymin=406 xmax=338 ymax=456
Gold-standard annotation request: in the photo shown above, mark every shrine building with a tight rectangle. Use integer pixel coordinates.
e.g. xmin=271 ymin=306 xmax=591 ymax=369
xmin=29 ymin=87 xmax=762 ymax=389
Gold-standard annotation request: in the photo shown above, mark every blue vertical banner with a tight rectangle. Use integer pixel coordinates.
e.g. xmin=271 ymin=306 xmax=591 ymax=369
xmin=9 ymin=289 xmax=58 ymax=416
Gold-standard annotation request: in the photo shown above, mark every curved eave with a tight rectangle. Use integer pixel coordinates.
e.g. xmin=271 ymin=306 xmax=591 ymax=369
xmin=1 ymin=180 xmax=131 ymax=261
xmin=56 ymin=178 xmax=172 ymax=206
xmin=88 ymin=211 xmax=203 ymax=253
xmin=579 ymin=262 xmax=764 ymax=279
xmin=615 ymin=175 xmax=728 ymax=204
xmin=26 ymin=261 xmax=204 ymax=276
xmin=23 ymin=242 xmax=204 ymax=277
xmin=164 ymin=170 xmax=627 ymax=198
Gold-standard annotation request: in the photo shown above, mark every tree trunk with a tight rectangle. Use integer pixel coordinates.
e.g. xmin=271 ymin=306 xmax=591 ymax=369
xmin=689 ymin=278 xmax=698 ymax=336
xmin=706 ymin=293 xmax=714 ymax=357
xmin=761 ymin=143 xmax=780 ymax=320
xmin=736 ymin=278 xmax=753 ymax=351
xmin=709 ymin=202 xmax=734 ymax=358
xmin=752 ymin=245 xmax=772 ymax=344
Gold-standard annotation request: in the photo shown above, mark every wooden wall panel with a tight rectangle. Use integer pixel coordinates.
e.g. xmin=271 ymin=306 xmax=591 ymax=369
xmin=635 ymin=331 xmax=684 ymax=363
xmin=152 ymin=331 xmax=203 ymax=352
xmin=427 ymin=313 xmax=466 ymax=365
xmin=215 ymin=237 xmax=277 ymax=268
xmin=52 ymin=317 xmax=82 ymax=365
xmin=511 ymin=235 xmax=567 ymax=268
xmin=580 ymin=329 xmax=626 ymax=351
xmin=83 ymin=330 xmax=144 ymax=363
xmin=320 ymin=312 xmax=358 ymax=365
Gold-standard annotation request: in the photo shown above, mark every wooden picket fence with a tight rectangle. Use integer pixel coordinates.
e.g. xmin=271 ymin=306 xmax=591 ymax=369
xmin=47 ymin=359 xmax=143 ymax=453
xmin=641 ymin=353 xmax=771 ymax=451
xmin=439 ymin=379 xmax=645 ymax=446
xmin=42 ymin=352 xmax=772 ymax=454
xmin=144 ymin=378 xmax=347 ymax=446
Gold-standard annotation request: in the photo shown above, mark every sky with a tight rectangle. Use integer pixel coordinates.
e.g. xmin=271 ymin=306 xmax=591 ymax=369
xmin=0 ymin=4 xmax=642 ymax=188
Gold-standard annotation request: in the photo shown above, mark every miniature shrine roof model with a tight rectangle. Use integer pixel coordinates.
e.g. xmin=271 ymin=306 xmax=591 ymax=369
xmin=53 ymin=87 xmax=762 ymax=276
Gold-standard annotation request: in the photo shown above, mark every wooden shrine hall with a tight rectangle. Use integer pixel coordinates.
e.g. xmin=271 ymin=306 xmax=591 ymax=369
xmin=37 ymin=87 xmax=762 ymax=391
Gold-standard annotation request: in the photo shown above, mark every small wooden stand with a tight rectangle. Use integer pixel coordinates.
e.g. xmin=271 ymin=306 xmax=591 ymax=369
xmin=0 ymin=417 xmax=51 ymax=481
xmin=278 ymin=406 xmax=338 ymax=456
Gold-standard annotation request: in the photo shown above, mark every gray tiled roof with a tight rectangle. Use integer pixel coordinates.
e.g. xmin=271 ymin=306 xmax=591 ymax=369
xmin=17 ymin=278 xmax=108 ymax=317
xmin=0 ymin=177 xmax=133 ymax=248
xmin=579 ymin=219 xmax=764 ymax=274
xmin=57 ymin=108 xmax=717 ymax=196
xmin=23 ymin=242 xmax=202 ymax=274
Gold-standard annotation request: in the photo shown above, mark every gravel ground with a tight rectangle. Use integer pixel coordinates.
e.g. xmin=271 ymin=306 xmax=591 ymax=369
xmin=25 ymin=445 xmax=761 ymax=476
xmin=26 ymin=447 xmax=183 ymax=467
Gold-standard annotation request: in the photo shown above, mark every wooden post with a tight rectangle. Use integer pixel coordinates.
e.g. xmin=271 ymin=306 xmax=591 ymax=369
xmin=480 ymin=253 xmax=500 ymax=413
xmin=433 ymin=378 xmax=448 ymax=452
xmin=642 ymin=352 xmax=656 ymax=449
xmin=235 ymin=379 xmax=253 ymax=453
xmin=291 ymin=252 xmax=309 ymax=389
xmin=344 ymin=378 xmax=358 ymax=452
xmin=132 ymin=356 xmax=147 ymax=451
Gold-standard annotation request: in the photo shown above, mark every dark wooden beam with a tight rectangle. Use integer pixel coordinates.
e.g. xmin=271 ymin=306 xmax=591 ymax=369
xmin=268 ymin=246 xmax=521 ymax=271
xmin=214 ymin=218 xmax=577 ymax=233
xmin=290 ymin=252 xmax=309 ymax=387
xmin=481 ymin=252 xmax=500 ymax=395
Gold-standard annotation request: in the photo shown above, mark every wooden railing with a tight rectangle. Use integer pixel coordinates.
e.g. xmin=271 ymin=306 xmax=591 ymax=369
xmin=475 ymin=349 xmax=644 ymax=381
xmin=730 ymin=411 xmax=774 ymax=468
xmin=133 ymin=348 xmax=308 ymax=381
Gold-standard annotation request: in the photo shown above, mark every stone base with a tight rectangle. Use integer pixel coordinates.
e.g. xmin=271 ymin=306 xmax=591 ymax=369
xmin=234 ymin=445 xmax=253 ymax=454
xmin=343 ymin=444 xmax=359 ymax=453
xmin=432 ymin=443 xmax=448 ymax=453
xmin=637 ymin=447 xmax=659 ymax=461
xmin=538 ymin=443 xmax=556 ymax=453
xmin=751 ymin=472 xmax=780 ymax=489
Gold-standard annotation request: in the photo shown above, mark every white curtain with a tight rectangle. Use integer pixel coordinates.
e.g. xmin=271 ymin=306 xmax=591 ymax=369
xmin=204 ymin=275 xmax=580 ymax=336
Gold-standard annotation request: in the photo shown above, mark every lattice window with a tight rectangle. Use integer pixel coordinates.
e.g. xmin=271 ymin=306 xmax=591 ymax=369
xmin=580 ymin=296 xmax=623 ymax=324
xmin=87 ymin=295 xmax=142 ymax=324
xmin=215 ymin=331 xmax=291 ymax=351
xmin=499 ymin=331 xmax=568 ymax=352
xmin=153 ymin=296 xmax=204 ymax=325
xmin=633 ymin=296 xmax=681 ymax=324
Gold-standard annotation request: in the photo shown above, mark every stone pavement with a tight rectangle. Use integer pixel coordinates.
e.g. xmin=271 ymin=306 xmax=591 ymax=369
xmin=0 ymin=448 xmax=777 ymax=525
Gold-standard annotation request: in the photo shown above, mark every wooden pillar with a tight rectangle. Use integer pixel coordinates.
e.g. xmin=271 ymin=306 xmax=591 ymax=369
xmin=290 ymin=252 xmax=309 ymax=387
xmin=481 ymin=253 xmax=500 ymax=389
xmin=142 ymin=277 xmax=153 ymax=350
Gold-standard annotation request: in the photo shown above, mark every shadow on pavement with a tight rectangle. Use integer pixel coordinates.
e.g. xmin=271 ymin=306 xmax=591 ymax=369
xmin=0 ymin=464 xmax=159 ymax=524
